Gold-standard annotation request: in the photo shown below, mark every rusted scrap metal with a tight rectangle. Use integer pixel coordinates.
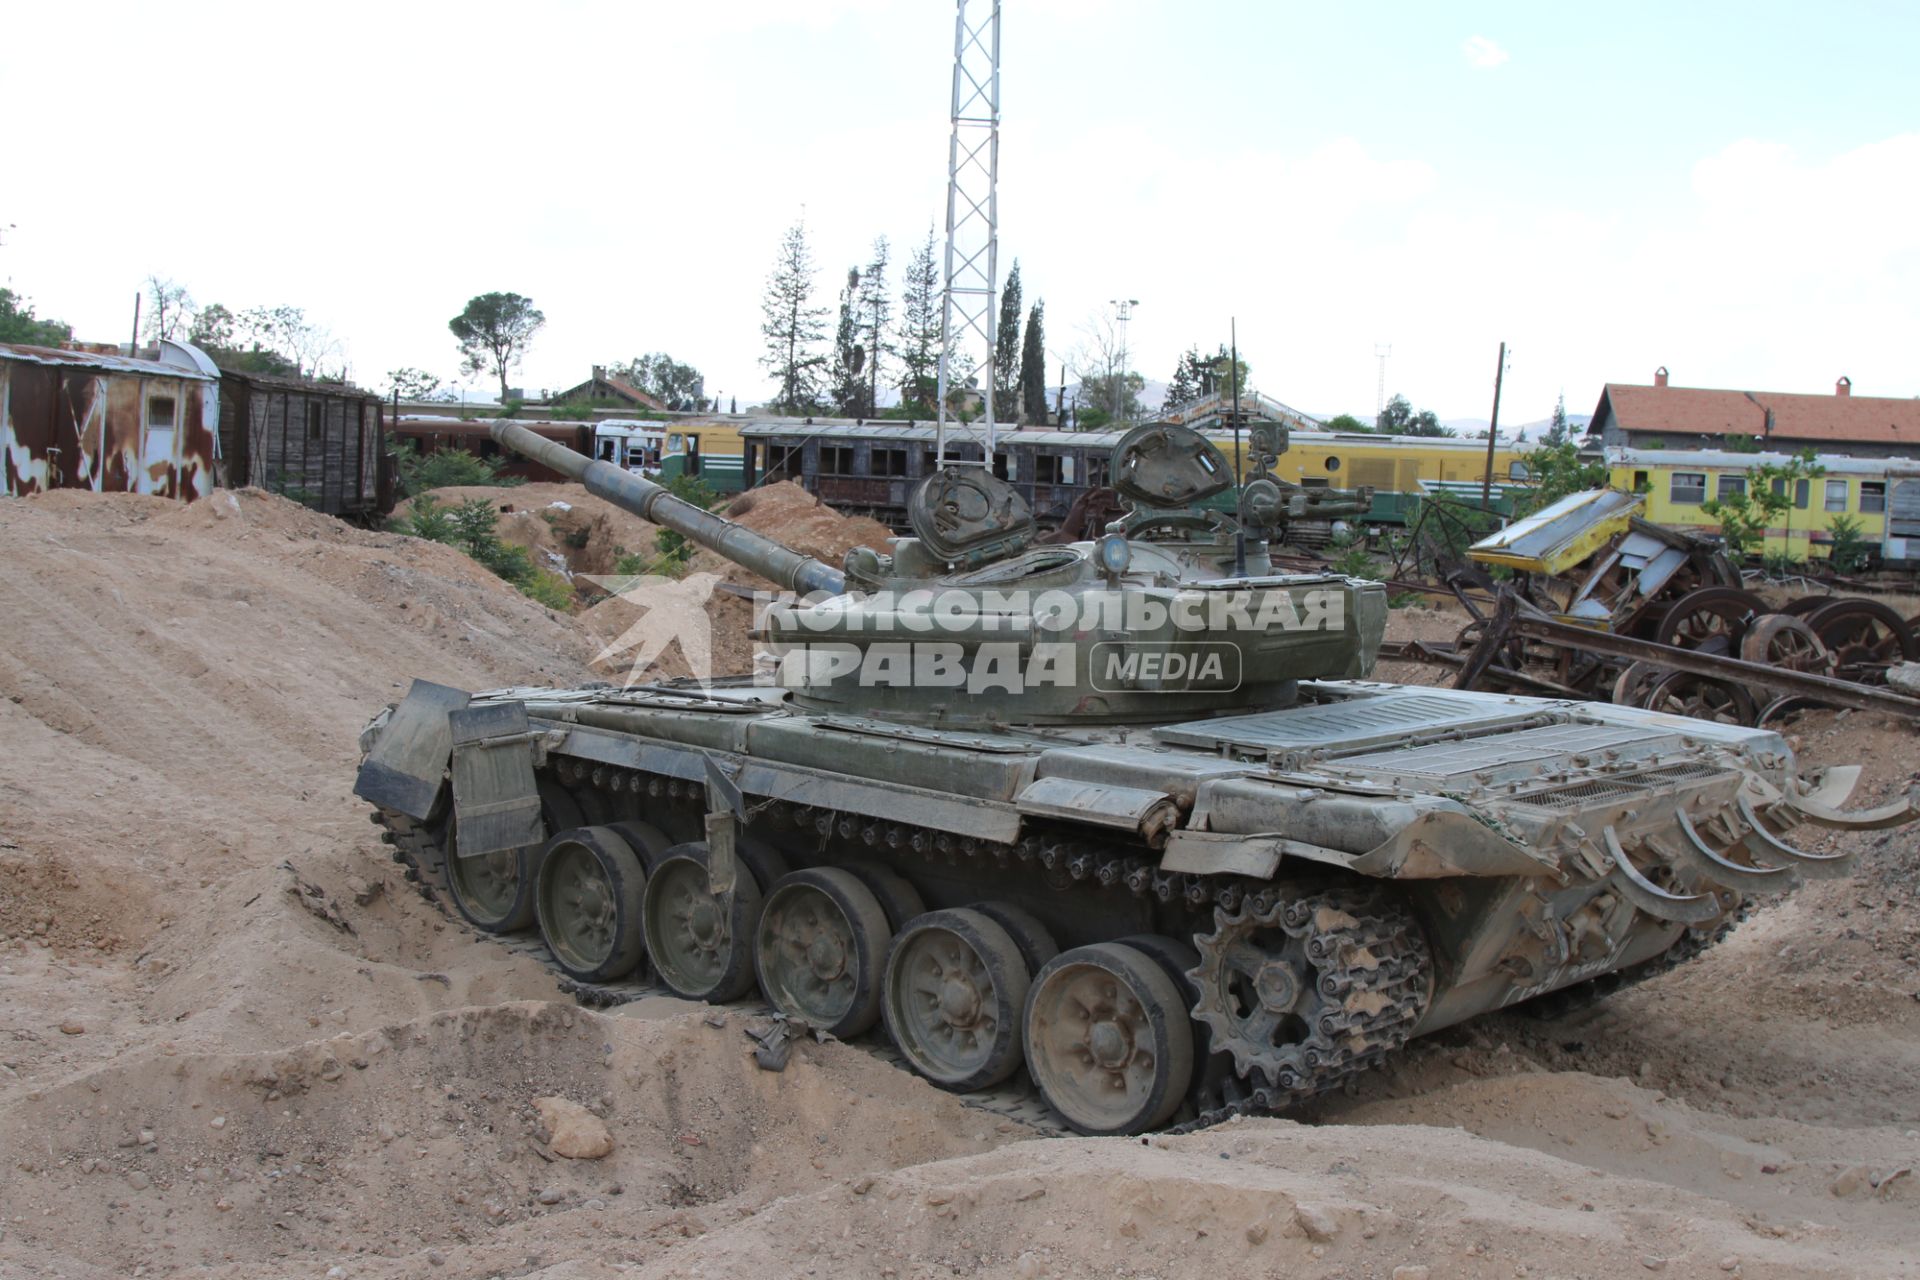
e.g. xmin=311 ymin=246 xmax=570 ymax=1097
xmin=1383 ymin=588 xmax=1920 ymax=722
xmin=1510 ymin=613 xmax=1920 ymax=720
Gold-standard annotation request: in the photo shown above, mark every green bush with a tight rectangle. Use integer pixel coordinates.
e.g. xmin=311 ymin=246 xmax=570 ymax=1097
xmin=550 ymin=402 xmax=595 ymax=421
xmin=1827 ymin=513 xmax=1872 ymax=574
xmin=520 ymin=568 xmax=575 ymax=611
xmin=395 ymin=493 xmax=577 ymax=608
xmin=652 ymin=475 xmax=720 ymax=570
xmin=392 ymin=441 xmax=522 ymax=494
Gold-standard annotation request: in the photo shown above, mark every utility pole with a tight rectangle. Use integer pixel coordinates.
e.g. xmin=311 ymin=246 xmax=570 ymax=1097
xmin=1110 ymin=298 xmax=1138 ymax=423
xmin=935 ymin=0 xmax=1001 ymax=469
xmin=1374 ymin=343 xmax=1391 ymax=424
xmin=1480 ymin=341 xmax=1508 ymax=513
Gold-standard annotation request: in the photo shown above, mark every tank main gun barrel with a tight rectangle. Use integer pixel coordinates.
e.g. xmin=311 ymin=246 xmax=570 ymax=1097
xmin=487 ymin=421 xmax=846 ymax=596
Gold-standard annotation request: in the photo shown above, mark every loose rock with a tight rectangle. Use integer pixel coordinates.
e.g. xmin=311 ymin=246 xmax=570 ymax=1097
xmin=533 ymin=1095 xmax=613 ymax=1160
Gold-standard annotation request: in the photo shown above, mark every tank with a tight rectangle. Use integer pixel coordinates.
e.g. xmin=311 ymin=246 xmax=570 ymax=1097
xmin=355 ymin=419 xmax=1917 ymax=1135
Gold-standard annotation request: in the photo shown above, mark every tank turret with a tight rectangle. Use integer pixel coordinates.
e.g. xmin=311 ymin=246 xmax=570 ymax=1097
xmin=490 ymin=419 xmax=1383 ymax=724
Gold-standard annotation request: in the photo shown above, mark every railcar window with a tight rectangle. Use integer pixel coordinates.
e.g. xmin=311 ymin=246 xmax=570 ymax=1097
xmin=822 ymin=446 xmax=857 ymax=475
xmin=147 ymin=396 xmax=176 ymax=430
xmin=1825 ymin=479 xmax=1849 ymax=512
xmin=1670 ymin=472 xmax=1706 ymax=505
xmin=873 ymin=448 xmax=908 ymax=477
xmin=1509 ymin=461 xmax=1532 ymax=481
xmin=1325 ymin=456 xmax=1341 ymax=472
xmin=1032 ymin=455 xmax=1064 ymax=483
xmin=1716 ymin=474 xmax=1746 ymax=502
xmin=1085 ymin=458 xmax=1109 ymax=486
xmin=1860 ymin=481 xmax=1886 ymax=514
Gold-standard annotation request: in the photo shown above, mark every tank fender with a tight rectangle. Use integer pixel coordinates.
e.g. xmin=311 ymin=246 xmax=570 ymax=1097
xmin=1015 ymin=777 xmax=1180 ymax=847
xmin=352 ymin=679 xmax=470 ymax=820
xmin=1189 ymin=775 xmax=1554 ymax=876
xmin=1160 ymin=807 xmax=1558 ymax=881
xmin=1348 ymin=809 xmax=1562 ymax=879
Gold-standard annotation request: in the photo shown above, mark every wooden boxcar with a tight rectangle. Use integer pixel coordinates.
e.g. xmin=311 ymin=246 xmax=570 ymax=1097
xmin=217 ymin=368 xmax=385 ymax=519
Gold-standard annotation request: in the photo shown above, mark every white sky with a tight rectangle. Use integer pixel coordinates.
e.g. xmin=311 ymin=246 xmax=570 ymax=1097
xmin=4 ymin=0 xmax=1915 ymax=423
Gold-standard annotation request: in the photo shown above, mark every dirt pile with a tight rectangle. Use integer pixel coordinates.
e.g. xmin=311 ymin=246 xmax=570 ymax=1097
xmin=579 ymin=480 xmax=895 ymax=684
xmin=1 ymin=492 xmax=1917 ymax=1278
xmin=403 ymin=482 xmax=664 ymax=581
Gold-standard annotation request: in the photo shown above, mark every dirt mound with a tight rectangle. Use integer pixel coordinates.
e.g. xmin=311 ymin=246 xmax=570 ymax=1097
xmin=689 ymin=480 xmax=895 ymax=587
xmin=403 ymin=482 xmax=663 ymax=580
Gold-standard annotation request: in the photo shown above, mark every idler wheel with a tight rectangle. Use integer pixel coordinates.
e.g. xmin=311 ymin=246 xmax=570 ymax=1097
xmin=882 ymin=908 xmax=1031 ymax=1091
xmin=1023 ymin=942 xmax=1195 ymax=1136
xmin=446 ymin=781 xmax=582 ymax=934
xmin=754 ymin=868 xmax=892 ymax=1037
xmin=641 ymin=843 xmax=765 ymax=1002
xmin=536 ymin=826 xmax=648 ymax=983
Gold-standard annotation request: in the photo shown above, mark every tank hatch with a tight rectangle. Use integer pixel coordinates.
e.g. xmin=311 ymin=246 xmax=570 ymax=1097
xmin=1154 ymin=690 xmax=1537 ymax=754
xmin=908 ymin=467 xmax=1035 ymax=564
xmin=1112 ymin=423 xmax=1233 ymax=508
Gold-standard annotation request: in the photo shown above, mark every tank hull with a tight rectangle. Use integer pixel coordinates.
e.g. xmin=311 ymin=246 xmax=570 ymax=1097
xmin=357 ymin=675 xmax=1886 ymax=1133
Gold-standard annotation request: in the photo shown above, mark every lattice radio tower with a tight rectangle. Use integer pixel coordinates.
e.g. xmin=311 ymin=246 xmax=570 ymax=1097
xmin=1374 ymin=343 xmax=1392 ymax=422
xmin=935 ymin=0 xmax=1001 ymax=468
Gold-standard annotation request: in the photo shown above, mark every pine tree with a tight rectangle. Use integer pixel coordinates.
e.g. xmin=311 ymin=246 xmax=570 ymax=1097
xmin=993 ymin=259 xmax=1023 ymax=411
xmin=858 ymin=236 xmax=891 ymax=417
xmin=758 ymin=217 xmax=829 ymax=415
xmin=1018 ymin=300 xmax=1048 ymax=425
xmin=829 ymin=267 xmax=868 ymax=418
xmin=896 ymin=227 xmax=942 ymax=418
xmin=1164 ymin=347 xmax=1204 ymax=411
xmin=1548 ymin=391 xmax=1570 ymax=444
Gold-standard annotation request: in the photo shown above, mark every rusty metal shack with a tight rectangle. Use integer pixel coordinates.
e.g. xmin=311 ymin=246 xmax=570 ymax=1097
xmin=217 ymin=367 xmax=386 ymax=518
xmin=1 ymin=340 xmax=220 ymax=501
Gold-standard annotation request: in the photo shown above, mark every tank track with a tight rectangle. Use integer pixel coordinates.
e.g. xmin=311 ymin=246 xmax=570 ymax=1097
xmin=1508 ymin=904 xmax=1747 ymax=1023
xmin=369 ymin=756 xmax=1437 ymax=1132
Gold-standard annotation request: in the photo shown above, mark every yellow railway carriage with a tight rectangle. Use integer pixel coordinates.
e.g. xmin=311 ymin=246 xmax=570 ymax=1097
xmin=1607 ymin=446 xmax=1920 ymax=564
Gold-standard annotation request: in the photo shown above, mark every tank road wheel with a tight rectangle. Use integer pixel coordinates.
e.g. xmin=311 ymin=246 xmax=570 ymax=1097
xmin=841 ymin=862 xmax=927 ymax=932
xmin=966 ymin=901 xmax=1060 ymax=976
xmin=1117 ymin=932 xmax=1232 ymax=1118
xmin=606 ymin=819 xmax=672 ymax=873
xmin=1024 ymin=942 xmax=1195 ymax=1136
xmin=754 ymin=869 xmax=892 ymax=1037
xmin=446 ymin=781 xmax=583 ymax=934
xmin=641 ymin=844 xmax=765 ymax=1003
xmin=536 ymin=826 xmax=648 ymax=984
xmin=882 ymin=908 xmax=1031 ymax=1091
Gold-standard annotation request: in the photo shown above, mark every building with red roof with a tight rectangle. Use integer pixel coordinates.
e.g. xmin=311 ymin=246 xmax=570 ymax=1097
xmin=1591 ymin=368 xmax=1920 ymax=459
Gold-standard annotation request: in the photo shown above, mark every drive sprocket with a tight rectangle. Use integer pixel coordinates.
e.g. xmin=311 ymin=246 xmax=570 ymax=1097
xmin=1188 ymin=888 xmax=1432 ymax=1100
